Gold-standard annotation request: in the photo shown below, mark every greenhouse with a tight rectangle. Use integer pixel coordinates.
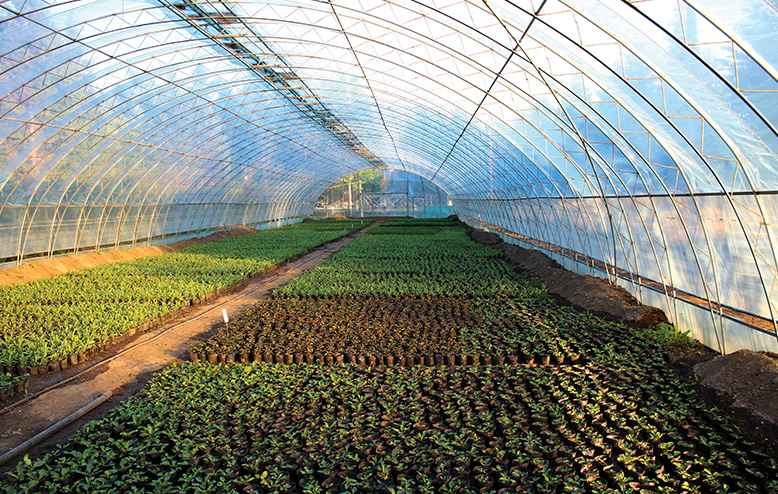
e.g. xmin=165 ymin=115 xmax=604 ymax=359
xmin=0 ymin=1 xmax=777 ymax=493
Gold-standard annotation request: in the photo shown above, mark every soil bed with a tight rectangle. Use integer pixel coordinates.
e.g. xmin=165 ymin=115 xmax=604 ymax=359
xmin=694 ymin=349 xmax=778 ymax=425
xmin=468 ymin=229 xmax=667 ymax=328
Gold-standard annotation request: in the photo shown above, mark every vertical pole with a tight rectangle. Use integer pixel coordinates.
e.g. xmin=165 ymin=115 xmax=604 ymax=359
xmin=348 ymin=179 xmax=353 ymax=214
xmin=357 ymin=173 xmax=361 ymax=213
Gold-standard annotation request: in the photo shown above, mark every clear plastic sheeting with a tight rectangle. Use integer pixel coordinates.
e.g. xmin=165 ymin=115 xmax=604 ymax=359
xmin=314 ymin=169 xmax=453 ymax=218
xmin=0 ymin=0 xmax=775 ymax=353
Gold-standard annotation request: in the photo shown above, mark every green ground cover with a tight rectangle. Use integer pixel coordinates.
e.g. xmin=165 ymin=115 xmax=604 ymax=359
xmin=0 ymin=220 xmax=369 ymax=368
xmin=6 ymin=361 xmax=776 ymax=493
xmin=274 ymin=228 xmax=542 ymax=298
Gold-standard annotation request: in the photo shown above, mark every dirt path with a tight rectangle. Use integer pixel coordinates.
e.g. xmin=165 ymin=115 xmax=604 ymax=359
xmin=0 ymin=222 xmax=380 ymax=470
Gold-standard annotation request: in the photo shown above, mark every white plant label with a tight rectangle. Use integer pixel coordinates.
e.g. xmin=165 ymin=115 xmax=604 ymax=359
xmin=221 ymin=308 xmax=229 ymax=324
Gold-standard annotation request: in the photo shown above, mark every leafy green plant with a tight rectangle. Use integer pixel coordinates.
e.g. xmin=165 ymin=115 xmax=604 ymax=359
xmin=6 ymin=218 xmax=775 ymax=494
xmin=638 ymin=322 xmax=692 ymax=348
xmin=0 ymin=373 xmax=28 ymax=398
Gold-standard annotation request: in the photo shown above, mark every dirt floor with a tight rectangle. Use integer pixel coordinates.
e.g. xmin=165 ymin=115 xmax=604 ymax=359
xmin=694 ymin=350 xmax=778 ymax=424
xmin=468 ymin=226 xmax=778 ymax=459
xmin=0 ymin=222 xmax=379 ymax=472
xmin=0 ymin=228 xmax=257 ymax=287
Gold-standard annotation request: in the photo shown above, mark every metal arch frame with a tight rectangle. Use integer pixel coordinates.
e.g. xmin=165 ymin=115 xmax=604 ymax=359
xmin=158 ymin=0 xmax=386 ymax=168
xmin=442 ymin=113 xmax=616 ymax=273
xmin=441 ymin=127 xmax=612 ymax=273
xmin=120 ymin=124 xmax=335 ymax=247
xmin=338 ymin=0 xmax=774 ymax=342
xmin=591 ymin=0 xmax=778 ymax=313
xmin=328 ymin=0 xmax=408 ymax=173
xmin=481 ymin=42 xmax=682 ymax=333
xmin=631 ymin=0 xmax=778 ymax=340
xmin=19 ymin=68 xmax=366 ymax=253
xmin=0 ymin=13 xmax=704 ymax=276
xmin=147 ymin=123 xmax=353 ymax=219
xmin=0 ymin=16 xmax=378 ymax=173
xmin=42 ymin=102 xmax=344 ymax=255
xmin=3 ymin=0 xmax=608 ymax=255
xmin=513 ymin=71 xmax=711 ymax=336
xmin=101 ymin=116 xmax=355 ymax=250
xmin=524 ymin=78 xmax=680 ymax=320
xmin=1 ymin=52 xmax=448 ymax=210
xmin=0 ymin=6 xmax=568 ymax=204
xmin=220 ymin=0 xmax=696 ymax=294
xmin=526 ymin=20 xmax=729 ymax=351
xmin=72 ymin=129 xmax=348 ymax=255
xmin=0 ymin=1 xmax=775 ymax=349
xmin=555 ymin=0 xmax=777 ymax=347
xmin=470 ymin=3 xmax=758 ymax=350
xmin=447 ymin=69 xmax=637 ymax=286
xmin=107 ymin=98 xmax=360 ymax=208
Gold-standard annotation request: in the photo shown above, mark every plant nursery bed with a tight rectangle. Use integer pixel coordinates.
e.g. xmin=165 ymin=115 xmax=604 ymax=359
xmin=274 ymin=227 xmax=544 ymax=298
xmin=0 ymin=221 xmax=371 ymax=376
xmin=0 ymin=227 xmax=260 ymax=288
xmin=190 ymin=295 xmax=661 ymax=368
xmin=5 ymin=363 xmax=777 ymax=493
xmin=4 ymin=219 xmax=778 ymax=492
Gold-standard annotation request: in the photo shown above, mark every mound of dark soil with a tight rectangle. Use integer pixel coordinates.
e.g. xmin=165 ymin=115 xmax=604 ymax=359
xmin=468 ymin=229 xmax=668 ymax=328
xmin=694 ymin=349 xmax=778 ymax=425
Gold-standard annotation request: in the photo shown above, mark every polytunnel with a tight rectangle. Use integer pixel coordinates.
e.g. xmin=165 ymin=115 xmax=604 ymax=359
xmin=0 ymin=0 xmax=776 ymax=355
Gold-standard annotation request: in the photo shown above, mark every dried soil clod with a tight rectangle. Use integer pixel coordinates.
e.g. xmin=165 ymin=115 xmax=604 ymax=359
xmin=694 ymin=349 xmax=778 ymax=426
